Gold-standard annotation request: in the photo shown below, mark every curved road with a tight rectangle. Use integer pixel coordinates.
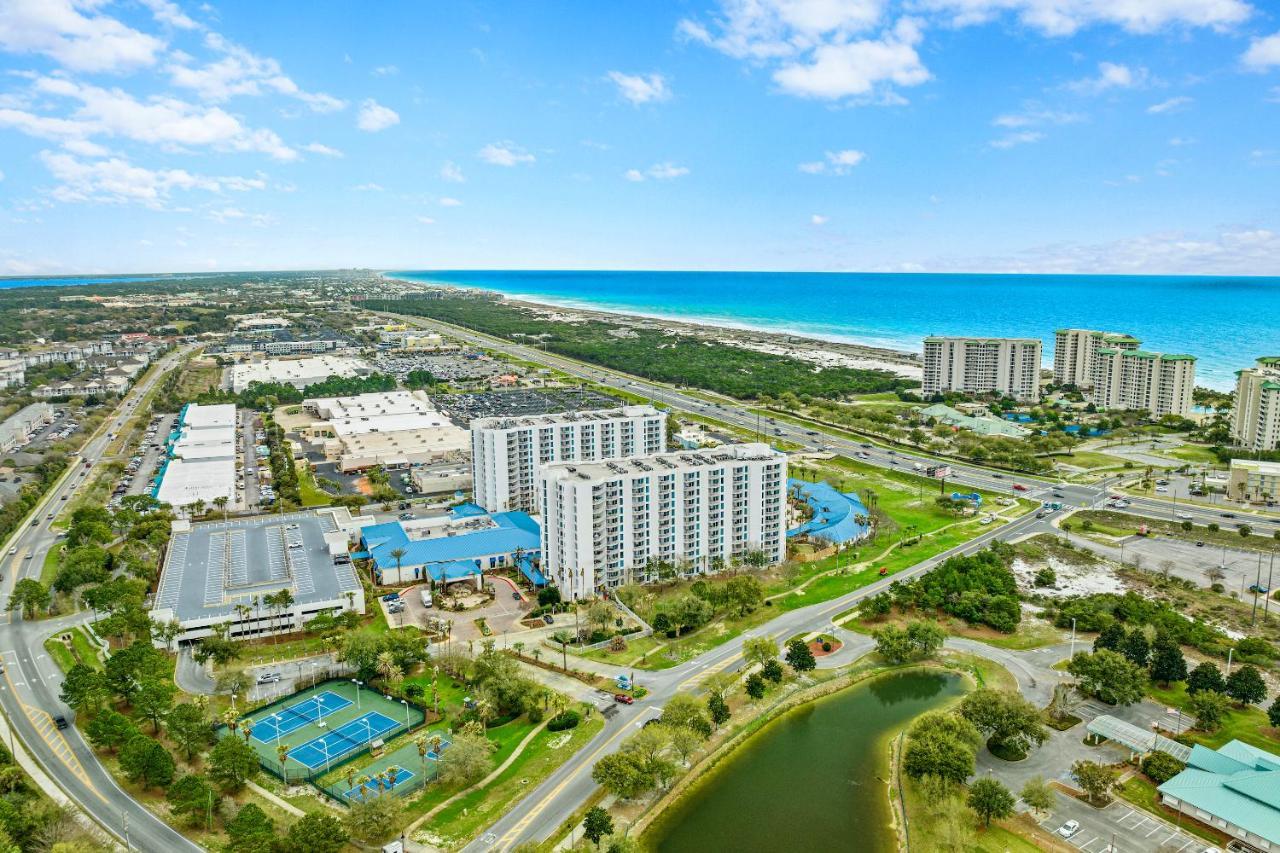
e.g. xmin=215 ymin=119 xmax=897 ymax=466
xmin=0 ymin=346 xmax=199 ymax=852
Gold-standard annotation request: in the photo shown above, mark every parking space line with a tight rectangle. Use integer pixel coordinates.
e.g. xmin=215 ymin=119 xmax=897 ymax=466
xmin=1144 ymin=824 xmax=1163 ymax=837
xmin=1116 ymin=808 xmax=1134 ymax=823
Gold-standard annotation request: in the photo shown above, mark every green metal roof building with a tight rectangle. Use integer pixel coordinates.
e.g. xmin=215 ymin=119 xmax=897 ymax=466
xmin=1158 ymin=740 xmax=1280 ymax=850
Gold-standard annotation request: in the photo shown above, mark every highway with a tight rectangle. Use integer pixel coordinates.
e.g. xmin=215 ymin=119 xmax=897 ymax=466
xmin=0 ymin=345 xmax=200 ymax=852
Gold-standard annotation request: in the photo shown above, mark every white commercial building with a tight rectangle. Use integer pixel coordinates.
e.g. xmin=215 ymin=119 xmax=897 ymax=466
xmin=922 ymin=337 xmax=1042 ymax=402
xmin=1232 ymin=357 xmax=1280 ymax=451
xmin=0 ymin=359 xmax=24 ymax=389
xmin=0 ymin=402 xmax=54 ymax=453
xmin=228 ymin=355 xmax=371 ymax=392
xmin=1228 ymin=458 xmax=1280 ymax=504
xmin=538 ymin=443 xmax=787 ymax=599
xmin=299 ymin=390 xmax=469 ymax=472
xmin=471 ymin=405 xmax=666 ymax=513
xmin=1053 ymin=329 xmax=1142 ymax=388
xmin=155 ymin=403 xmax=239 ymax=512
xmin=1088 ymin=350 xmax=1196 ymax=417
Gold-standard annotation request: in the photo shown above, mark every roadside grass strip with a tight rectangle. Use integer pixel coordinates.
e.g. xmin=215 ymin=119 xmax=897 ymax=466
xmin=249 ymin=689 xmax=351 ymax=743
xmin=342 ymin=765 xmax=416 ymax=801
xmin=287 ymin=711 xmax=399 ymax=770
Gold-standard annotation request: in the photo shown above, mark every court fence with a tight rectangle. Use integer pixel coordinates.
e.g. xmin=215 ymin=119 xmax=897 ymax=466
xmin=215 ymin=676 xmax=429 ymax=800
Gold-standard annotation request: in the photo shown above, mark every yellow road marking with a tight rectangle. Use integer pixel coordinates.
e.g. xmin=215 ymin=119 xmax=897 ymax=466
xmin=2 ymin=662 xmax=103 ymax=800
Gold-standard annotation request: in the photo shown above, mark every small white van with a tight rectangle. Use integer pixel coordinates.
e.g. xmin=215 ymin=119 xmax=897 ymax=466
xmin=420 ymin=590 xmax=433 ymax=608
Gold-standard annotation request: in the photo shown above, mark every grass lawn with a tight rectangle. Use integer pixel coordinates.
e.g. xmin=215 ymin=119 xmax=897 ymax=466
xmin=844 ymin=611 xmax=1064 ymax=651
xmin=902 ymin=775 xmax=1053 ymax=853
xmin=1116 ymin=776 xmax=1232 ymax=847
xmin=578 ymin=633 xmax=678 ymax=670
xmin=424 ymin=716 xmax=605 ymax=846
xmin=1054 ymin=450 xmax=1127 ymax=470
xmin=295 ymin=461 xmax=332 ymax=507
xmin=43 ymin=627 xmax=103 ymax=673
xmin=43 ymin=637 xmax=76 ymax=673
xmin=1165 ymin=444 xmax=1221 ymax=465
xmin=39 ymin=546 xmax=61 ymax=586
xmin=1146 ymin=682 xmax=1280 ymax=753
xmin=397 ymin=715 xmax=538 ymax=814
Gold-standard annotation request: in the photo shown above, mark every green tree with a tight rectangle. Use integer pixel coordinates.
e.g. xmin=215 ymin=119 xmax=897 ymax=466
xmin=659 ymin=693 xmax=712 ymax=739
xmin=1019 ymin=776 xmax=1054 ymax=813
xmin=1093 ymin=622 xmax=1125 ymax=652
xmin=120 ymin=735 xmax=175 ymax=788
xmin=707 ymin=694 xmax=730 ymax=729
xmin=209 ymin=735 xmax=260 ymax=792
xmin=1071 ymin=760 xmax=1116 ymax=805
xmin=439 ymin=731 xmax=495 ymax=786
xmin=166 ymin=774 xmax=216 ymax=828
xmin=1148 ymin=635 xmax=1188 ymax=686
xmin=85 ymin=709 xmax=137 ymax=753
xmin=967 ymin=777 xmax=1015 ymax=827
xmin=592 ymin=751 xmax=654 ymax=800
xmin=958 ymin=688 xmax=1048 ymax=758
xmin=742 ymin=635 xmax=779 ymax=668
xmin=785 ymin=638 xmax=816 ymax=672
xmin=761 ymin=658 xmax=784 ymax=683
xmin=1268 ymin=695 xmax=1280 ymax=728
xmin=278 ymin=813 xmax=348 ymax=853
xmin=583 ymin=806 xmax=615 ymax=850
xmin=903 ymin=712 xmax=981 ymax=784
xmin=343 ymin=796 xmax=403 ymax=845
xmin=1225 ymin=665 xmax=1267 ymax=706
xmin=1188 ymin=690 xmax=1230 ymax=733
xmin=58 ymin=663 xmax=106 ymax=713
xmin=226 ymin=802 xmax=274 ymax=853
xmin=1066 ymin=650 xmax=1146 ymax=706
xmin=132 ymin=679 xmax=176 ymax=734
xmin=167 ymin=703 xmax=213 ymax=761
xmin=1186 ymin=661 xmax=1226 ymax=695
xmin=1119 ymin=629 xmax=1150 ymax=667
xmin=745 ymin=672 xmax=766 ymax=699
xmin=7 ymin=578 xmax=50 ymax=619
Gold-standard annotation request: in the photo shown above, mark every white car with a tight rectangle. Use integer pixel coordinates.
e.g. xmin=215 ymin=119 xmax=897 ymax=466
xmin=1057 ymin=820 xmax=1080 ymax=838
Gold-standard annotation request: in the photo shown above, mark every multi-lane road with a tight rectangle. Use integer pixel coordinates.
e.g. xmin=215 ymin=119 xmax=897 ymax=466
xmin=0 ymin=346 xmax=199 ymax=852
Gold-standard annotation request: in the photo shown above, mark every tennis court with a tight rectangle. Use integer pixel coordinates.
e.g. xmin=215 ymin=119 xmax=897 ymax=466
xmin=249 ymin=690 xmax=351 ymax=743
xmin=342 ymin=765 xmax=416 ymax=801
xmin=288 ymin=711 xmax=400 ymax=770
xmin=227 ymin=678 xmax=427 ymax=783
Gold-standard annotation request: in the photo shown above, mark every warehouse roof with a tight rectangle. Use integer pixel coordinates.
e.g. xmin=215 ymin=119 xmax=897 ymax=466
xmin=1159 ymin=741 xmax=1280 ymax=847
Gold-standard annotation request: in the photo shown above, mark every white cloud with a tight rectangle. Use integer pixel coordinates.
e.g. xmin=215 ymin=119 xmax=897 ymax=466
xmin=438 ymin=197 xmax=462 ymax=207
xmin=772 ymin=17 xmax=930 ymax=99
xmin=992 ymin=107 xmax=1083 ymax=127
xmin=0 ymin=0 xmax=165 ymax=73
xmin=352 ymin=182 xmax=384 ymax=192
xmin=1168 ymin=136 xmax=1196 ymax=145
xmin=1 ymin=76 xmax=298 ymax=160
xmin=417 ymin=216 xmax=436 ymax=225
xmin=440 ymin=160 xmax=465 ymax=182
xmin=356 ymin=99 xmax=399 ymax=132
xmin=624 ymin=162 xmax=690 ymax=181
xmin=1065 ymin=61 xmax=1148 ymax=94
xmin=478 ymin=141 xmax=535 ymax=166
xmin=798 ymin=148 xmax=866 ymax=174
xmin=168 ymin=34 xmax=346 ymax=112
xmin=811 ymin=213 xmax=829 ymax=225
xmin=1242 ymin=31 xmax=1280 ymax=71
xmin=918 ymin=0 xmax=1252 ymax=37
xmin=304 ymin=142 xmax=343 ymax=157
xmin=1147 ymin=96 xmax=1193 ymax=114
xmin=138 ymin=0 xmax=198 ymax=30
xmin=680 ymin=3 xmax=927 ymax=103
xmin=606 ymin=71 xmax=671 ymax=105
xmin=37 ymin=150 xmax=257 ymax=207
xmin=373 ymin=65 xmax=399 ymax=76
xmin=990 ymin=130 xmax=1044 ymax=148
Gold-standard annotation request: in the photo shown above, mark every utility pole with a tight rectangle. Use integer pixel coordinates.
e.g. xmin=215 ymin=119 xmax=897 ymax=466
xmin=1266 ymin=552 xmax=1275 ymax=619
xmin=1252 ymin=551 xmax=1264 ymax=626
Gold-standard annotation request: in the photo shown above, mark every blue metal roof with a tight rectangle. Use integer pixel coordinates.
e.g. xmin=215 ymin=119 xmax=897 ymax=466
xmin=518 ymin=553 xmax=547 ymax=586
xmin=785 ymin=479 xmax=870 ymax=545
xmin=361 ymin=511 xmax=541 ymax=571
xmin=1159 ymin=741 xmax=1280 ymax=847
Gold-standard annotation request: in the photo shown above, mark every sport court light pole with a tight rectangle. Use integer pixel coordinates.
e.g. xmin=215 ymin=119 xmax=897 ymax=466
xmin=273 ymin=714 xmax=282 ymax=747
xmin=352 ymin=678 xmax=363 ymax=709
xmin=398 ymin=698 xmax=410 ymax=729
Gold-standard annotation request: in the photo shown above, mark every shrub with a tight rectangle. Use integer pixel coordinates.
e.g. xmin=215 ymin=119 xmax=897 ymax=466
xmin=526 ymin=706 xmax=544 ymax=724
xmin=821 ymin=641 xmax=832 ymax=652
xmin=1141 ymin=751 xmax=1186 ymax=784
xmin=547 ymin=710 xmax=581 ymax=731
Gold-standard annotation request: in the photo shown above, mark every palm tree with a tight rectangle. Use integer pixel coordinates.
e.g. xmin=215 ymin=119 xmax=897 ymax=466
xmin=213 ymin=495 xmax=229 ymax=520
xmin=415 ymin=735 xmax=428 ymax=778
xmin=374 ymin=771 xmax=387 ymax=795
xmin=357 ymin=775 xmax=371 ymax=801
xmin=552 ymin=631 xmax=573 ymax=671
xmin=389 ymin=547 xmax=407 ymax=582
xmin=386 ymin=766 xmax=399 ymax=792
xmin=276 ymin=588 xmax=295 ymax=637
xmin=192 ymin=498 xmax=206 ymax=518
xmin=430 ymin=734 xmax=444 ymax=780
xmin=276 ymin=743 xmax=289 ymax=780
xmin=344 ymin=766 xmax=357 ymax=794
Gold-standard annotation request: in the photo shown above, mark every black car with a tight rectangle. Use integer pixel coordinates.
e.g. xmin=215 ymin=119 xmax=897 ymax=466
xmin=1221 ymin=512 xmax=1236 ymax=519
xmin=542 ymin=614 xmax=554 ymax=625
xmin=53 ymin=715 xmax=68 ymax=730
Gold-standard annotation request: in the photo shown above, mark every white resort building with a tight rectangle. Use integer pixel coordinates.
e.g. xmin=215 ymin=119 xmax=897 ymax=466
xmin=538 ymin=443 xmax=787 ymax=600
xmin=1053 ymin=328 xmax=1142 ymax=388
xmin=921 ymin=337 xmax=1042 ymax=402
xmin=1232 ymin=357 xmax=1280 ymax=451
xmin=470 ymin=405 xmax=666 ymax=513
xmin=1088 ymin=350 xmax=1197 ymax=418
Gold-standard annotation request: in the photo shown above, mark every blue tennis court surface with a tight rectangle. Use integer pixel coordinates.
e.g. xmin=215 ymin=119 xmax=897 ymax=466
xmin=342 ymin=765 xmax=416 ymax=801
xmin=427 ymin=737 xmax=452 ymax=760
xmin=288 ymin=711 xmax=400 ymax=769
xmin=250 ymin=690 xmax=352 ymax=743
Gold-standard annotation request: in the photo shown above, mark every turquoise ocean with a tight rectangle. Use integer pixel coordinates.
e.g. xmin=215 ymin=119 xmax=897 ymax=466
xmin=388 ymin=270 xmax=1280 ymax=391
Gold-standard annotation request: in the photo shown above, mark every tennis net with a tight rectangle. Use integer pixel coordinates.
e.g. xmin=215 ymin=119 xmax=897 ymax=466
xmin=278 ymin=701 xmax=317 ymax=728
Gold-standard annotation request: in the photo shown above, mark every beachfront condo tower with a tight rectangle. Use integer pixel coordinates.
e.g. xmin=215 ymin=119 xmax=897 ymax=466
xmin=538 ymin=443 xmax=787 ymax=600
xmin=921 ymin=337 xmax=1042 ymax=402
xmin=1053 ymin=328 xmax=1141 ymax=388
xmin=471 ymin=405 xmax=666 ymax=514
xmin=1232 ymin=358 xmax=1280 ymax=451
xmin=1087 ymin=350 xmax=1197 ymax=418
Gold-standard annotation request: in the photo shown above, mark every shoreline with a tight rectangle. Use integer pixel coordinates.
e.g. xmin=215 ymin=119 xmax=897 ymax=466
xmin=379 ymin=272 xmax=924 ymax=380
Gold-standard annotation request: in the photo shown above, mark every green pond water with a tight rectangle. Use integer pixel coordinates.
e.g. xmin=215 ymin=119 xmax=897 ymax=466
xmin=645 ymin=670 xmax=965 ymax=853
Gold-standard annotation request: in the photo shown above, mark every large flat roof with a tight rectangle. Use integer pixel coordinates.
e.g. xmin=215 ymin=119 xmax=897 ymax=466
xmin=182 ymin=402 xmax=236 ymax=429
xmin=153 ymin=510 xmax=362 ymax=625
xmin=471 ymin=404 xmax=661 ymax=432
xmin=305 ymin=390 xmax=433 ymax=420
xmin=229 ymin=356 xmax=370 ymax=391
xmin=542 ymin=442 xmax=784 ymax=482
xmin=360 ymin=509 xmax=540 ymax=571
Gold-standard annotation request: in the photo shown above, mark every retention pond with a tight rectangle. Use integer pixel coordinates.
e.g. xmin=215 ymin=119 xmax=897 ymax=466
xmin=645 ymin=669 xmax=965 ymax=852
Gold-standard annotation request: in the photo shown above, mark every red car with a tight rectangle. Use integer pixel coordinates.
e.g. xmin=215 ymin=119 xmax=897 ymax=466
xmin=613 ymin=694 xmax=635 ymax=705
xmin=1012 ymin=483 xmax=1029 ymax=492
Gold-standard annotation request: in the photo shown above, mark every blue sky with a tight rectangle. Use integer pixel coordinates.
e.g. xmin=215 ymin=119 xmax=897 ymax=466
xmin=0 ymin=0 xmax=1278 ymax=275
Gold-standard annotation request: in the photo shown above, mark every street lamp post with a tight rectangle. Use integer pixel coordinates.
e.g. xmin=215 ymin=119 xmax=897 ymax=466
xmin=1069 ymin=618 xmax=1077 ymax=658
xmin=400 ymin=698 xmax=410 ymax=729
xmin=273 ymin=714 xmax=282 ymax=747
xmin=352 ymin=678 xmax=363 ymax=709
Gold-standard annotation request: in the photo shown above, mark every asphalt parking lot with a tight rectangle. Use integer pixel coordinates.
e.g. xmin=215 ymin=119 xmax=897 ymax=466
xmin=1100 ymin=534 xmax=1275 ymax=595
xmin=429 ymin=388 xmax=622 ymax=426
xmin=1039 ymin=792 xmax=1211 ymax=853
